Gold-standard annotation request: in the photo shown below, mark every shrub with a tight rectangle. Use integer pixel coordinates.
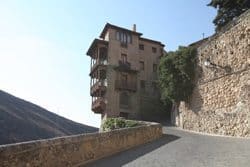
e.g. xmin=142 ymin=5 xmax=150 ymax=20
xmin=102 ymin=118 xmax=139 ymax=131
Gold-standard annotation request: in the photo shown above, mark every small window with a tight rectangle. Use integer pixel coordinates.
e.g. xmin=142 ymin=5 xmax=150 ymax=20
xmin=152 ymin=47 xmax=157 ymax=53
xmin=139 ymin=61 xmax=144 ymax=71
xmin=140 ymin=80 xmax=145 ymax=90
xmin=120 ymin=92 xmax=130 ymax=108
xmin=160 ymin=48 xmax=163 ymax=55
xmin=119 ymin=112 xmax=129 ymax=118
xmin=121 ymin=74 xmax=128 ymax=85
xmin=121 ymin=54 xmax=127 ymax=63
xmin=122 ymin=33 xmax=126 ymax=43
xmin=153 ymin=64 xmax=157 ymax=72
xmin=139 ymin=44 xmax=144 ymax=50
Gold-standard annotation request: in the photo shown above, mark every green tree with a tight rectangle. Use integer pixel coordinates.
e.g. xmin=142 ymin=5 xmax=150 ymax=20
xmin=208 ymin=0 xmax=250 ymax=31
xmin=158 ymin=46 xmax=197 ymax=104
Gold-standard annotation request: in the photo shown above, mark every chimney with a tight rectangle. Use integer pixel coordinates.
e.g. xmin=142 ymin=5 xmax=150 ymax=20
xmin=132 ymin=24 xmax=136 ymax=32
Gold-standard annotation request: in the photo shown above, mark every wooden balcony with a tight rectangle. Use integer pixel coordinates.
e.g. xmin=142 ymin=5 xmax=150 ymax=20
xmin=90 ymin=60 xmax=107 ymax=76
xmin=90 ymin=80 xmax=107 ymax=96
xmin=86 ymin=39 xmax=108 ymax=58
xmin=115 ymin=80 xmax=137 ymax=92
xmin=92 ymin=97 xmax=106 ymax=114
xmin=114 ymin=60 xmax=137 ymax=73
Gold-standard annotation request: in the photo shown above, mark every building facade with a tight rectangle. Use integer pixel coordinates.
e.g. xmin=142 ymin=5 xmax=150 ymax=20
xmin=86 ymin=23 xmax=165 ymax=121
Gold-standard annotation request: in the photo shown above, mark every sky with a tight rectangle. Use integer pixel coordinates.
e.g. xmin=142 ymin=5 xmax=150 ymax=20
xmin=0 ymin=0 xmax=216 ymax=128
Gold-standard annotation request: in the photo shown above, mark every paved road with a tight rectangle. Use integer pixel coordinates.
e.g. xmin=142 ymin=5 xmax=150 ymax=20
xmin=86 ymin=126 xmax=250 ymax=167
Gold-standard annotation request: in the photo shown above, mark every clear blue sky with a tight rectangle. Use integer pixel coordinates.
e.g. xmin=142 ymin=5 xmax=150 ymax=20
xmin=0 ymin=0 xmax=216 ymax=127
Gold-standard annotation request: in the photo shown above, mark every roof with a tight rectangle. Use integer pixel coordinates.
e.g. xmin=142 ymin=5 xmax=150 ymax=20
xmin=99 ymin=23 xmax=143 ymax=38
xmin=189 ymin=37 xmax=209 ymax=48
xmin=86 ymin=39 xmax=108 ymax=56
xmin=139 ymin=37 xmax=165 ymax=47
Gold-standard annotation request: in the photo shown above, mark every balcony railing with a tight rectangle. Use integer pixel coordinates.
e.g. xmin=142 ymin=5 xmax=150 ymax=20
xmin=114 ymin=60 xmax=137 ymax=73
xmin=115 ymin=80 xmax=137 ymax=92
xmin=90 ymin=80 xmax=107 ymax=96
xmin=118 ymin=60 xmax=130 ymax=68
xmin=91 ymin=59 xmax=108 ymax=72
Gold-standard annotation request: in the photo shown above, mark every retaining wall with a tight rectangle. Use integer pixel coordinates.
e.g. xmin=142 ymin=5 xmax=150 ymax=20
xmin=0 ymin=122 xmax=162 ymax=167
xmin=176 ymin=10 xmax=250 ymax=137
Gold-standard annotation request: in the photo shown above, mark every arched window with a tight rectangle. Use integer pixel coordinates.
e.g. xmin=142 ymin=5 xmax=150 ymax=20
xmin=119 ymin=92 xmax=130 ymax=108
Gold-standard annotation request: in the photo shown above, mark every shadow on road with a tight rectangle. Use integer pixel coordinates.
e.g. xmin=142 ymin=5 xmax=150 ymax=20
xmin=85 ymin=134 xmax=180 ymax=167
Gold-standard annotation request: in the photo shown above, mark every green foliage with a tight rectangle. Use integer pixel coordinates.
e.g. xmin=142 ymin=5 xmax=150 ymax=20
xmin=208 ymin=0 xmax=250 ymax=31
xmin=158 ymin=46 xmax=197 ymax=104
xmin=102 ymin=118 xmax=139 ymax=131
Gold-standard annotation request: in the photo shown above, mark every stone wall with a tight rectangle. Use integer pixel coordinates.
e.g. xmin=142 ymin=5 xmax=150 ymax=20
xmin=0 ymin=122 xmax=162 ymax=167
xmin=177 ymin=10 xmax=250 ymax=137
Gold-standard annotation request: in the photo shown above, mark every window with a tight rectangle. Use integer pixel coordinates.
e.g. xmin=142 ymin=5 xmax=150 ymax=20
xmin=120 ymin=92 xmax=130 ymax=108
xmin=140 ymin=80 xmax=145 ymax=90
xmin=119 ymin=112 xmax=129 ymax=118
xmin=160 ymin=48 xmax=163 ymax=55
xmin=121 ymin=33 xmax=126 ymax=43
xmin=139 ymin=61 xmax=144 ymax=71
xmin=121 ymin=74 xmax=128 ymax=85
xmin=116 ymin=31 xmax=132 ymax=44
xmin=153 ymin=64 xmax=157 ymax=72
xmin=127 ymin=35 xmax=131 ymax=44
xmin=139 ymin=44 xmax=144 ymax=50
xmin=121 ymin=54 xmax=127 ymax=63
xmin=152 ymin=47 xmax=157 ymax=53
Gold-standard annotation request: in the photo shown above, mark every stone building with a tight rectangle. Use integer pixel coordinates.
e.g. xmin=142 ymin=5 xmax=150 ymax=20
xmin=86 ymin=23 xmax=164 ymax=121
xmin=175 ymin=10 xmax=250 ymax=137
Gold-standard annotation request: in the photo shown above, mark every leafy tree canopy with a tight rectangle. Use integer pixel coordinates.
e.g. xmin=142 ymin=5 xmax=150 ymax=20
xmin=208 ymin=0 xmax=250 ymax=31
xmin=158 ymin=46 xmax=197 ymax=104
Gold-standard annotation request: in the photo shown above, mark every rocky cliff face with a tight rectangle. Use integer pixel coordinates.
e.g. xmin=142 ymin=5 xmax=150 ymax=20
xmin=0 ymin=90 xmax=98 ymax=145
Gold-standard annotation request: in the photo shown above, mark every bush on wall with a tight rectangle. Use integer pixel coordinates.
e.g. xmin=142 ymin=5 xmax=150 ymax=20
xmin=102 ymin=118 xmax=139 ymax=131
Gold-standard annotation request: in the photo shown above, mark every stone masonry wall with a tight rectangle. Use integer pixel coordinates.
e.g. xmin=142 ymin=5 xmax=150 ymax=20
xmin=178 ymin=10 xmax=250 ymax=137
xmin=0 ymin=122 xmax=162 ymax=167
